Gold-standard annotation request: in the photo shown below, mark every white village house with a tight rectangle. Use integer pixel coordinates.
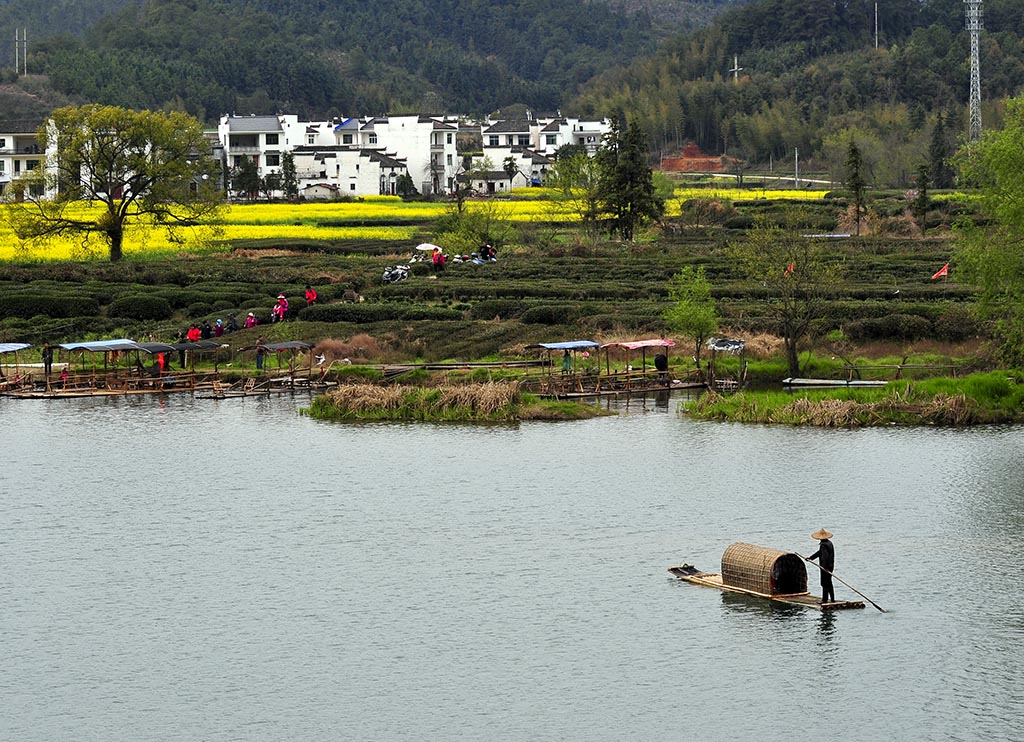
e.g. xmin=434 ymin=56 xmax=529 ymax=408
xmin=218 ymin=112 xmax=609 ymax=199
xmin=0 ymin=120 xmax=45 ymax=196
xmin=0 ymin=112 xmax=610 ymax=201
xmin=470 ymin=115 xmax=611 ymax=193
xmin=217 ymin=113 xmax=460 ymax=198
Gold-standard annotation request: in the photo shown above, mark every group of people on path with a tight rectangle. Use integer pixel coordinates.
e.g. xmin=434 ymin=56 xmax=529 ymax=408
xmin=183 ymin=316 xmax=239 ymax=343
xmin=270 ymin=285 xmax=317 ymax=322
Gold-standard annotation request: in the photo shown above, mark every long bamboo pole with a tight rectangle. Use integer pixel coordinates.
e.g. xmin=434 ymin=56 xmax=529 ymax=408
xmin=796 ymin=553 xmax=887 ymax=612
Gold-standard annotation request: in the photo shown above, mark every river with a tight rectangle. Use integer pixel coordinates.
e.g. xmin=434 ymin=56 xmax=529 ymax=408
xmin=1 ymin=393 xmax=1021 ymax=741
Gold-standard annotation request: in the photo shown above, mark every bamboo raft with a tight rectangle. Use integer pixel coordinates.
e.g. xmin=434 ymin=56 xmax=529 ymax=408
xmin=669 ymin=542 xmax=865 ymax=611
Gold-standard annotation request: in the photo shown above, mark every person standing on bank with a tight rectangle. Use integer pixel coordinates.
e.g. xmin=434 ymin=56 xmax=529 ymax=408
xmin=807 ymin=528 xmax=835 ymax=604
xmin=255 ymin=336 xmax=266 ymax=371
xmin=41 ymin=342 xmax=54 ymax=376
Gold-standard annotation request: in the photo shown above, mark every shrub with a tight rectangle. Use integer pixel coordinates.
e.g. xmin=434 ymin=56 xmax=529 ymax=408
xmin=845 ymin=313 xmax=932 ymax=341
xmin=470 ymin=299 xmax=527 ymax=320
xmin=107 ymin=295 xmax=174 ymax=320
xmin=299 ymin=303 xmax=405 ymax=323
xmin=186 ymin=302 xmax=213 ymax=317
xmin=0 ymin=294 xmax=100 ymax=319
xmin=519 ymin=305 xmax=579 ymax=325
xmin=400 ymin=306 xmax=463 ymax=321
xmin=933 ymin=305 xmax=979 ymax=343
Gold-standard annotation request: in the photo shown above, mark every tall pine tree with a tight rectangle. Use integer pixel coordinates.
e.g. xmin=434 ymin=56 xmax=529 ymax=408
xmin=596 ymin=117 xmax=663 ymax=241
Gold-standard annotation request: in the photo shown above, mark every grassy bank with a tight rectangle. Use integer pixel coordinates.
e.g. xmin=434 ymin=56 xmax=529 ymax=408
xmin=685 ymin=372 xmax=1024 ymax=426
xmin=303 ymin=382 xmax=606 ymax=422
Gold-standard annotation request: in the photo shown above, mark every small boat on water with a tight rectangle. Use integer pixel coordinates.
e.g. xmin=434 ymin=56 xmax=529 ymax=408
xmin=669 ymin=542 xmax=865 ymax=611
xmin=783 ymin=377 xmax=889 ymax=388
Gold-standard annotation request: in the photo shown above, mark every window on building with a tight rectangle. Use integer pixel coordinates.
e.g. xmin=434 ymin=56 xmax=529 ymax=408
xmin=265 ymin=154 xmax=280 ymax=167
xmin=446 ymin=154 xmax=452 ymax=165
xmin=350 ymin=183 xmax=356 ymax=191
xmin=546 ymin=134 xmax=557 ymax=145
xmin=342 ymin=134 xmax=353 ymax=144
xmin=26 ymin=160 xmax=38 ymax=170
xmin=369 ymin=134 xmax=377 ymax=145
xmin=307 ymin=134 xmax=315 ymax=145
xmin=0 ymin=161 xmax=5 ymax=173
xmin=518 ymin=135 xmax=529 ymax=146
xmin=0 ymin=138 xmax=6 ymax=149
xmin=265 ymin=133 xmax=279 ymax=145
xmin=447 ymin=133 xmax=453 ymax=144
xmin=488 ymin=135 xmax=499 ymax=146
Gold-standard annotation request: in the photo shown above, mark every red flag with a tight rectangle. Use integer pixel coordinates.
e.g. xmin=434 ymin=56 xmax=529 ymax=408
xmin=931 ymin=262 xmax=949 ymax=280
xmin=784 ymin=262 xmax=795 ymax=276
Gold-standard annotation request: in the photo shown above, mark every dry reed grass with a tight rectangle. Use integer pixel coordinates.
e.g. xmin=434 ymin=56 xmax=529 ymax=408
xmin=319 ymin=381 xmax=522 ymax=420
xmin=314 ymin=334 xmax=387 ymax=363
xmin=773 ymin=388 xmax=979 ymax=426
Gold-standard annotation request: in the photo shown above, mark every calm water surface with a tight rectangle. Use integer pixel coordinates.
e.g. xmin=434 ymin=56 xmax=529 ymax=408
xmin=1 ymin=393 xmax=1022 ymax=741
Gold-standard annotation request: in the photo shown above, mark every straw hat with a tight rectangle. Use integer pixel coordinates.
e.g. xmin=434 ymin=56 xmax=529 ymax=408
xmin=811 ymin=528 xmax=833 ymax=540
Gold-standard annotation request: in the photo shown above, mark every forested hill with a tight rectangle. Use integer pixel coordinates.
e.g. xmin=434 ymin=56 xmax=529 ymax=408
xmin=570 ymin=0 xmax=1024 ymax=184
xmin=8 ymin=0 xmax=746 ymax=122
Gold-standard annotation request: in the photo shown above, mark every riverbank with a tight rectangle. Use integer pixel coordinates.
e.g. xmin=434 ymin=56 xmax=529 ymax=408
xmin=303 ymin=382 xmax=608 ymax=422
xmin=684 ymin=371 xmax=1024 ymax=426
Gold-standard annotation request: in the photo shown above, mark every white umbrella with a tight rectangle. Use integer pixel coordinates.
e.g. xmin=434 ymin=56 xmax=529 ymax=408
xmin=415 ymin=242 xmax=441 ymax=251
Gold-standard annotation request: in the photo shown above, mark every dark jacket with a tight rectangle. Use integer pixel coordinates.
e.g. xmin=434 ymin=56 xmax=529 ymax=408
xmin=808 ymin=539 xmax=834 ymax=572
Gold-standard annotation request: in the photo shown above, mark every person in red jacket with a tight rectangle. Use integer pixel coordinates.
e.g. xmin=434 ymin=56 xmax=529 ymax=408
xmin=305 ymin=284 xmax=318 ymax=305
xmin=186 ymin=324 xmax=201 ymax=342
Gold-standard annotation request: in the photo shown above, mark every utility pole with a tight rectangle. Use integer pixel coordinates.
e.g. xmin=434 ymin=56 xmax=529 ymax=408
xmin=14 ymin=28 xmax=27 ymax=76
xmin=965 ymin=0 xmax=983 ymax=141
xmin=794 ymin=148 xmax=799 ymax=189
xmin=874 ymin=3 xmax=879 ymax=49
xmin=729 ymin=55 xmax=743 ymax=83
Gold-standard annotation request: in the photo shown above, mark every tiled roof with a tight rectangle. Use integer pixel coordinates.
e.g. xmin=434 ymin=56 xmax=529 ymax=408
xmin=365 ymin=150 xmax=407 ymax=169
xmin=484 ymin=120 xmax=530 ymax=133
xmin=226 ymin=115 xmax=283 ymax=133
xmin=0 ymin=119 xmax=43 ymax=134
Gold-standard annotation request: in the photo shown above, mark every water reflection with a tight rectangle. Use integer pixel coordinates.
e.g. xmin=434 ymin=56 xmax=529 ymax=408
xmin=719 ymin=591 xmax=805 ymax=621
xmin=1 ymin=395 xmax=1023 ymax=741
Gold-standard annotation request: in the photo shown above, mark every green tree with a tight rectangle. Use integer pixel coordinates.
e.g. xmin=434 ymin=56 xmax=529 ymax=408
xmin=260 ymin=171 xmax=282 ymax=201
xmin=729 ymin=215 xmax=841 ymax=376
xmin=845 ymin=138 xmax=867 ymax=236
xmin=928 ymin=112 xmax=954 ymax=189
xmin=546 ymin=151 xmax=605 ymax=243
xmin=5 ymin=104 xmax=223 ymax=262
xmin=663 ymin=265 xmax=718 ymax=370
xmin=231 ymin=157 xmax=260 ymax=200
xmin=281 ymin=151 xmax=298 ymax=199
xmin=502 ymin=155 xmax=518 ymax=189
xmin=396 ymin=172 xmax=417 ymax=198
xmin=596 ymin=117 xmax=664 ymax=240
xmin=956 ymin=95 xmax=1024 ymax=365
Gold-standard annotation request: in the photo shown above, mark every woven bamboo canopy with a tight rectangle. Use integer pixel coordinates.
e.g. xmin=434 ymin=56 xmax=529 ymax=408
xmin=721 ymin=542 xmax=807 ymax=596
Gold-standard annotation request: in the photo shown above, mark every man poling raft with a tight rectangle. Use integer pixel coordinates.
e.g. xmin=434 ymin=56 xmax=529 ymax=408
xmin=797 ymin=530 xmax=888 ymax=612
xmin=806 ymin=528 xmax=835 ymax=603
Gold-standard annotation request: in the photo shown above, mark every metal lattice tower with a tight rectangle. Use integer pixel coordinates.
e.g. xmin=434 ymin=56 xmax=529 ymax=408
xmin=965 ymin=0 xmax=983 ymax=141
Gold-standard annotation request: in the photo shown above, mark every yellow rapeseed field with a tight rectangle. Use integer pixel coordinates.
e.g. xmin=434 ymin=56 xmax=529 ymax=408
xmin=0 ymin=188 xmax=828 ymax=260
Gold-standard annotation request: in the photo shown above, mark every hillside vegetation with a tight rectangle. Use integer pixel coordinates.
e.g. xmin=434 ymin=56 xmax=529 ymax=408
xmin=573 ymin=0 xmax=1024 ymax=186
xmin=10 ymin=0 xmax=741 ymax=120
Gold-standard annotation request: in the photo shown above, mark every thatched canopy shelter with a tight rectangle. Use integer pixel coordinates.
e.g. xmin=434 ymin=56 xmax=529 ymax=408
xmin=721 ymin=542 xmax=807 ymax=596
